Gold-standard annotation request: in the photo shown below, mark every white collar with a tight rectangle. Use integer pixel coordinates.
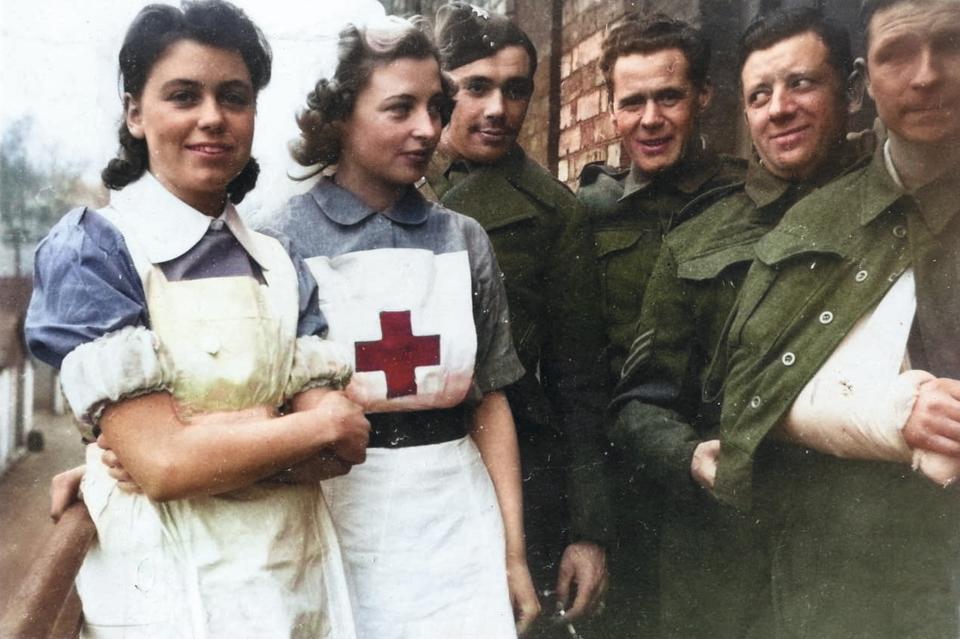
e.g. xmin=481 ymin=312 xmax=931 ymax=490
xmin=107 ymin=171 xmax=270 ymax=270
xmin=883 ymin=140 xmax=906 ymax=191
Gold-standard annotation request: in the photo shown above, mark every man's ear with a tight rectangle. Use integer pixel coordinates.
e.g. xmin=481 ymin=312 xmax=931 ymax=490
xmin=850 ymin=57 xmax=868 ymax=113
xmin=697 ymin=82 xmax=714 ymax=111
xmin=125 ymin=93 xmax=145 ymax=139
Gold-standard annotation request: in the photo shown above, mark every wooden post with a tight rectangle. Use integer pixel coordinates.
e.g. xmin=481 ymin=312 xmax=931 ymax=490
xmin=0 ymin=502 xmax=95 ymax=638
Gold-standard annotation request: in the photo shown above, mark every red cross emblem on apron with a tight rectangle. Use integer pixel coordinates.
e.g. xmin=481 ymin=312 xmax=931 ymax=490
xmin=355 ymin=311 xmax=441 ymax=398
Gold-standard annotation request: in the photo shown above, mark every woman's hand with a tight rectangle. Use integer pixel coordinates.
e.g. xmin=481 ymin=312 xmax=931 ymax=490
xmin=50 ymin=465 xmax=86 ymax=521
xmin=507 ymin=552 xmax=540 ymax=636
xmin=299 ymin=390 xmax=370 ymax=465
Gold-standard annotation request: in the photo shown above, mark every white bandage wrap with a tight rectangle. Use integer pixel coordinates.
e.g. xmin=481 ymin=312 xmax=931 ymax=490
xmin=912 ymin=449 xmax=960 ymax=488
xmin=60 ymin=326 xmax=172 ymax=438
xmin=284 ymin=335 xmax=353 ymax=397
xmin=783 ymin=270 xmax=919 ymax=464
xmin=784 ymin=369 xmax=925 ymax=463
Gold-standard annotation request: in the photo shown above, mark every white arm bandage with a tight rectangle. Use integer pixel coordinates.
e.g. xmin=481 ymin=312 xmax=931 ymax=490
xmin=782 ymin=270 xmax=918 ymax=463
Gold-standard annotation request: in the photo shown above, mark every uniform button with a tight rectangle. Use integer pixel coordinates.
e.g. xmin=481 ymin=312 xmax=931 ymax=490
xmin=855 ymin=270 xmax=869 ymax=282
xmin=210 ymin=219 xmax=225 ymax=231
xmin=781 ymin=352 xmax=796 ymax=366
xmin=892 ymin=225 xmax=907 ymax=238
xmin=819 ymin=311 xmax=834 ymax=324
xmin=750 ymin=396 xmax=762 ymax=408
xmin=202 ymin=336 xmax=221 ymax=355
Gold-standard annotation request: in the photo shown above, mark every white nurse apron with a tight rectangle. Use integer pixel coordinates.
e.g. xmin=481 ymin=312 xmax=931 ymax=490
xmin=308 ymin=247 xmax=517 ymax=639
xmin=76 ymin=211 xmax=356 ymax=638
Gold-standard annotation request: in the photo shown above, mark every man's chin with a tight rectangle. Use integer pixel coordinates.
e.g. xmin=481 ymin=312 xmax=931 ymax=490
xmin=465 ymin=142 xmax=512 ymax=164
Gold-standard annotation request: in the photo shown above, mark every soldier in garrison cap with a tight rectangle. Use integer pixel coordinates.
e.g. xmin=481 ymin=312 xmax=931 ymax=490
xmin=422 ymin=4 xmax=612 ymax=637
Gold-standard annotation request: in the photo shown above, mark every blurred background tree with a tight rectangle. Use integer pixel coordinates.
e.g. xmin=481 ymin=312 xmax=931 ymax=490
xmin=0 ymin=117 xmax=104 ymax=277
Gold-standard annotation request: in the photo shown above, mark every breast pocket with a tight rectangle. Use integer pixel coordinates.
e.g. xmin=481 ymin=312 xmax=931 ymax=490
xmin=594 ymin=229 xmax=655 ymax=340
xmin=482 ymin=212 xmax=544 ymax=342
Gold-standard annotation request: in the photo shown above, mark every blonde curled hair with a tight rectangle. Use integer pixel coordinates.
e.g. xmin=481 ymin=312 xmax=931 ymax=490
xmin=291 ymin=15 xmax=454 ymax=171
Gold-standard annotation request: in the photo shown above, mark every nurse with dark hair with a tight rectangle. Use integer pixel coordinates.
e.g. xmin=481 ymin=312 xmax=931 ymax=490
xmin=26 ymin=2 xmax=367 ymax=636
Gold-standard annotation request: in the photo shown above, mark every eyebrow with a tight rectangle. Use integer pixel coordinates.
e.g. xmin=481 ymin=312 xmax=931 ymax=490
xmin=382 ymin=93 xmax=417 ymax=103
xmin=159 ymin=78 xmax=252 ymax=91
xmin=460 ymin=75 xmax=494 ymax=84
xmin=617 ymin=86 xmax=687 ymax=107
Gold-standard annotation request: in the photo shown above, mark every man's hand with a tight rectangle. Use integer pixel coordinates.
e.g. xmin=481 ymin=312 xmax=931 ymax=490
xmin=99 ymin=434 xmax=142 ymax=493
xmin=50 ymin=465 xmax=85 ymax=521
xmin=507 ymin=553 xmax=540 ymax=636
xmin=555 ymin=541 xmax=608 ymax=621
xmin=691 ymin=439 xmax=720 ymax=490
xmin=902 ymin=378 xmax=960 ymax=457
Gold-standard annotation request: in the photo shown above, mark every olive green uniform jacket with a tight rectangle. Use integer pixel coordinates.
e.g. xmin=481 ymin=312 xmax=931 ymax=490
xmin=575 ymin=142 xmax=745 ymax=634
xmin=423 ymin=145 xmax=612 ymax=568
xmin=577 ymin=142 xmax=746 ymax=381
xmin=715 ymin=147 xmax=960 ymax=638
xmin=609 ymin=139 xmax=870 ymax=639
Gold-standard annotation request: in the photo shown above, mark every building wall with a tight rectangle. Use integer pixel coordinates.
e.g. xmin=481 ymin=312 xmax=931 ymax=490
xmin=515 ymin=0 xmax=865 ymax=185
xmin=0 ymin=368 xmax=17 ymax=475
xmin=376 ymin=1 xmax=866 ymax=184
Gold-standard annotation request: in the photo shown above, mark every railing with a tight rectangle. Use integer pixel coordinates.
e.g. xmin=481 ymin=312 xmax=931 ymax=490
xmin=0 ymin=503 xmax=95 ymax=638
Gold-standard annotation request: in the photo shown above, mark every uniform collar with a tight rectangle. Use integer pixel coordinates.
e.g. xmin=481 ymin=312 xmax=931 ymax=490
xmin=108 ymin=171 xmax=270 ymax=269
xmin=884 ymin=140 xmax=960 ymax=234
xmin=619 ymin=137 xmax=723 ymax=201
xmin=746 ymin=136 xmax=870 ymax=212
xmin=858 ymin=145 xmax=908 ymax=227
xmin=743 ymin=156 xmax=792 ymax=210
xmin=309 ymin=176 xmax=431 ymax=226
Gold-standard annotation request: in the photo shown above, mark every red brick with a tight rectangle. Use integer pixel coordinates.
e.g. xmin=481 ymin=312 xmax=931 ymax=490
xmin=559 ymin=126 xmax=582 ymax=156
xmin=576 ymin=89 xmax=602 ymax=121
xmin=594 ymin=112 xmax=617 ymax=144
xmin=560 ymin=103 xmax=574 ymax=130
xmin=580 ymin=119 xmax=595 ymax=145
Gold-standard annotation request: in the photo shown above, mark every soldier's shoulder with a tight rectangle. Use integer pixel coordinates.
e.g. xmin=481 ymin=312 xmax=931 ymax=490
xmin=509 ymin=152 xmax=578 ymax=210
xmin=576 ymin=162 xmax=628 ymax=215
xmin=665 ymin=182 xmax=751 ymax=249
xmin=712 ymin=154 xmax=749 ymax=185
xmin=578 ymin=161 xmax=629 ymax=187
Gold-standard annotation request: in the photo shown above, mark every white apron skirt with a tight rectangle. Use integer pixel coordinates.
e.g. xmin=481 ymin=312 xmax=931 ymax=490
xmin=78 ymin=444 xmax=356 ymax=638
xmin=322 ymin=436 xmax=517 ymax=639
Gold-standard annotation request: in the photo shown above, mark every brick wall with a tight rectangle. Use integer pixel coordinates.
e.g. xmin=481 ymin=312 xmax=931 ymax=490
xmin=555 ymin=0 xmax=709 ymax=187
xmin=379 ymin=1 xmax=866 ymax=185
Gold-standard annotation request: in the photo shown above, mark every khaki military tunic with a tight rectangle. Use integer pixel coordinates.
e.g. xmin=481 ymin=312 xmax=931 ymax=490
xmin=611 ymin=139 xmax=870 ymax=639
xmin=424 ymin=145 xmax=612 ymax=594
xmin=577 ymin=142 xmax=746 ymax=380
xmin=716 ymin=147 xmax=960 ymax=639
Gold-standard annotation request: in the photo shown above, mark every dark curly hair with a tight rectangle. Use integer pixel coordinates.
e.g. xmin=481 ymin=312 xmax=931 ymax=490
xmin=600 ymin=14 xmax=711 ymax=102
xmin=739 ymin=8 xmax=852 ymax=84
xmin=291 ymin=16 xmax=453 ymax=170
xmin=101 ymin=0 xmax=272 ymax=204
